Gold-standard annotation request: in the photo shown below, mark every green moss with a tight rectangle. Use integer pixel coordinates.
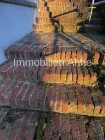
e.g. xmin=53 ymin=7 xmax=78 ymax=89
xmin=36 ymin=118 xmax=45 ymax=140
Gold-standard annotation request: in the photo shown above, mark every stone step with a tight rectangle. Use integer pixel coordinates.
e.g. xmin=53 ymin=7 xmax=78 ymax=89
xmin=38 ymin=0 xmax=90 ymax=7
xmin=1 ymin=109 xmax=105 ymax=139
xmin=38 ymin=11 xmax=80 ymax=18
xmin=33 ymin=24 xmax=105 ymax=33
xmin=5 ymin=33 xmax=105 ymax=65
xmin=0 ymin=60 xmax=99 ymax=86
xmin=0 ymin=80 xmax=105 ymax=116
xmin=37 ymin=17 xmax=104 ymax=26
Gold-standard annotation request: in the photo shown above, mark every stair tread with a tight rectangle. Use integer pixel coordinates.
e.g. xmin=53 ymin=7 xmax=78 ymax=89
xmin=0 ymin=79 xmax=105 ymax=116
xmin=0 ymin=60 xmax=98 ymax=86
xmin=5 ymin=32 xmax=105 ymax=65
xmin=1 ymin=109 xmax=105 ymax=139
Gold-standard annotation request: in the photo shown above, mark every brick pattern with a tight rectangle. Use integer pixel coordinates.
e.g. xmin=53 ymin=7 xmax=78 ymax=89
xmin=5 ymin=33 xmax=105 ymax=65
xmin=4 ymin=43 xmax=105 ymax=65
xmin=0 ymin=110 xmax=38 ymax=140
xmin=0 ymin=0 xmax=37 ymax=8
xmin=33 ymin=0 xmax=105 ymax=33
xmin=1 ymin=80 xmax=105 ymax=116
xmin=0 ymin=110 xmax=105 ymax=140
xmin=0 ymin=61 xmax=98 ymax=86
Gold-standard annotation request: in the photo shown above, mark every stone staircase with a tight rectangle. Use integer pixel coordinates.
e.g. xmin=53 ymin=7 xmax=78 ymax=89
xmin=1 ymin=32 xmax=105 ymax=115
xmin=1 ymin=0 xmax=105 ymax=139
xmin=33 ymin=0 xmax=105 ymax=33
xmin=1 ymin=32 xmax=105 ymax=139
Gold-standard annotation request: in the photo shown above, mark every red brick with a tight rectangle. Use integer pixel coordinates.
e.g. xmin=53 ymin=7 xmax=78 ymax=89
xmin=72 ymin=65 xmax=77 ymax=84
xmin=45 ymin=85 xmax=54 ymax=110
xmin=68 ymin=87 xmax=77 ymax=113
xmin=30 ymin=84 xmax=40 ymax=109
xmin=16 ymin=84 xmax=29 ymax=108
xmin=97 ymin=90 xmax=105 ymax=116
xmin=52 ymin=114 xmax=60 ymax=140
xmin=56 ymin=46 xmax=62 ymax=60
xmin=76 ymin=49 xmax=83 ymax=61
xmin=78 ymin=119 xmax=88 ymax=140
xmin=0 ymin=82 xmax=11 ymax=101
xmin=50 ymin=85 xmax=58 ymax=111
xmin=45 ymin=47 xmax=53 ymax=61
xmin=43 ymin=66 xmax=50 ymax=82
xmin=93 ymin=50 xmax=100 ymax=64
xmin=23 ymin=85 xmax=35 ymax=109
xmin=9 ymin=83 xmax=23 ymax=107
xmin=71 ymin=48 xmax=77 ymax=62
xmin=31 ymin=66 xmax=39 ymax=81
xmin=16 ymin=114 xmax=29 ymax=140
xmin=83 ymin=87 xmax=94 ymax=115
xmin=19 ymin=67 xmax=26 ymax=81
xmin=88 ymin=67 xmax=97 ymax=85
xmin=90 ymin=88 xmax=101 ymax=115
xmin=65 ymin=48 xmax=71 ymax=62
xmin=61 ymin=47 xmax=67 ymax=61
xmin=55 ymin=65 xmax=62 ymax=83
xmin=1 ymin=61 xmax=13 ymax=79
xmin=38 ymin=66 xmax=45 ymax=81
xmin=49 ymin=65 xmax=56 ymax=83
xmin=38 ymin=86 xmax=46 ymax=109
xmin=8 ymin=115 xmax=24 ymax=140
xmin=56 ymin=85 xmax=62 ymax=112
xmin=61 ymin=67 xmax=68 ymax=83
xmin=61 ymin=114 xmax=70 ymax=140
xmin=82 ymin=66 xmax=90 ymax=85
xmin=14 ymin=66 xmax=23 ymax=80
xmin=44 ymin=122 xmax=52 ymax=140
xmin=76 ymin=87 xmax=85 ymax=114
xmin=67 ymin=64 xmax=72 ymax=84
xmin=77 ymin=66 xmax=84 ymax=85
xmin=61 ymin=86 xmax=68 ymax=113
xmin=0 ymin=82 xmax=15 ymax=104
xmin=71 ymin=118 xmax=79 ymax=139
xmin=87 ymin=122 xmax=97 ymax=140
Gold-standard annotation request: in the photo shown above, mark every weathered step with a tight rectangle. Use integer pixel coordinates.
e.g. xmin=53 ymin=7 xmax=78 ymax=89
xmin=0 ymin=80 xmax=105 ymax=116
xmin=0 ymin=60 xmax=98 ymax=86
xmin=33 ymin=24 xmax=105 ymax=33
xmin=0 ymin=109 xmax=37 ymax=140
xmin=38 ymin=1 xmax=74 ymax=7
xmin=5 ymin=33 xmax=105 ymax=65
xmin=0 ymin=109 xmax=105 ymax=140
xmin=37 ymin=17 xmax=104 ymax=26
xmin=37 ymin=17 xmax=85 ymax=25
xmin=38 ymin=11 xmax=79 ymax=18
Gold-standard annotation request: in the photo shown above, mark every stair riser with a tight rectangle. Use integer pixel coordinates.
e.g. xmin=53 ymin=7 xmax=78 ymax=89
xmin=37 ymin=18 xmax=104 ymax=26
xmin=5 ymin=45 xmax=102 ymax=65
xmin=39 ymin=7 xmax=90 ymax=15
xmin=38 ymin=11 xmax=101 ymax=19
xmin=0 ymin=62 xmax=97 ymax=86
xmin=38 ymin=1 xmax=89 ymax=7
xmin=38 ymin=11 xmax=80 ymax=18
xmin=34 ymin=25 xmax=105 ymax=33
xmin=1 ymin=80 xmax=105 ymax=117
